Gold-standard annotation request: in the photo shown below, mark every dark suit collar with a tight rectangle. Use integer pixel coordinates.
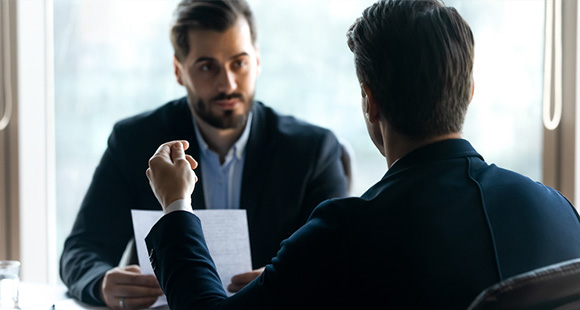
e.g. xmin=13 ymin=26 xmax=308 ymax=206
xmin=240 ymin=102 xmax=274 ymax=210
xmin=385 ymin=139 xmax=483 ymax=179
xmin=359 ymin=139 xmax=482 ymax=200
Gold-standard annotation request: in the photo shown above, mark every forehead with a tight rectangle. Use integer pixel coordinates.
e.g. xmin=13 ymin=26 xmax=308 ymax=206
xmin=185 ymin=18 xmax=256 ymax=61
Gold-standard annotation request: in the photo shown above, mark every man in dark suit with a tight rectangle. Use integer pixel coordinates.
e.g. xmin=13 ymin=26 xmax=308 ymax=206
xmin=144 ymin=0 xmax=580 ymax=309
xmin=59 ymin=1 xmax=348 ymax=309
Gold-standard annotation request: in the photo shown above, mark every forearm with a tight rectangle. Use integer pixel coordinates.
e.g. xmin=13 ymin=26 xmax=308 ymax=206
xmin=59 ymin=245 xmax=112 ymax=305
xmin=60 ymin=135 xmax=140 ymax=303
xmin=146 ymin=211 xmax=227 ymax=310
xmin=60 ymin=206 xmax=132 ymax=304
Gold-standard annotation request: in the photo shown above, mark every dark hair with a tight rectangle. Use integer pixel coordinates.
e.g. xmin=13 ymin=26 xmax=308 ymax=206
xmin=347 ymin=0 xmax=474 ymax=139
xmin=171 ymin=0 xmax=257 ymax=62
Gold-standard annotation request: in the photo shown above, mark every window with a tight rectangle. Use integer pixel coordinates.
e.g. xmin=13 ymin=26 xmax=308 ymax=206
xmin=448 ymin=0 xmax=545 ymax=180
xmin=45 ymin=0 xmax=574 ymax=285
xmin=54 ymin=1 xmax=183 ymax=274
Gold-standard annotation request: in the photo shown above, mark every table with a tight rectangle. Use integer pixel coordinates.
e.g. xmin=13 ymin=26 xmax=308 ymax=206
xmin=18 ymin=282 xmax=168 ymax=310
xmin=18 ymin=282 xmax=106 ymax=310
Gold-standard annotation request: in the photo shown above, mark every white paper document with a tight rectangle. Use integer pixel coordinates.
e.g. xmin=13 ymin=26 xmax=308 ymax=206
xmin=131 ymin=209 xmax=253 ymax=308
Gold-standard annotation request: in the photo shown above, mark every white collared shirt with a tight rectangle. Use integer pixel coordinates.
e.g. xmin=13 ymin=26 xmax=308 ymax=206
xmin=192 ymin=113 xmax=253 ymax=209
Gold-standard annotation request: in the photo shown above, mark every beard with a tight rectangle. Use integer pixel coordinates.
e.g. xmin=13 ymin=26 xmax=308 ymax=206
xmin=191 ymin=92 xmax=254 ymax=129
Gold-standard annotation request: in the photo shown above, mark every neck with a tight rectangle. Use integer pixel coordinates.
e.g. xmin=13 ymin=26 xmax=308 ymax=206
xmin=193 ymin=114 xmax=246 ymax=163
xmin=381 ymin=122 xmax=462 ymax=168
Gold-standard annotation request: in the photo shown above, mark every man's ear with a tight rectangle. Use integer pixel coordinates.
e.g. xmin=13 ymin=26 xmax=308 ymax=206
xmin=174 ymin=55 xmax=184 ymax=86
xmin=470 ymin=78 xmax=475 ymax=103
xmin=361 ymin=83 xmax=380 ymax=123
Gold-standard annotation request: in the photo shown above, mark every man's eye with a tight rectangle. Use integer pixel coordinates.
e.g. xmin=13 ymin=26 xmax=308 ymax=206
xmin=233 ymin=60 xmax=247 ymax=69
xmin=200 ymin=64 xmax=212 ymax=72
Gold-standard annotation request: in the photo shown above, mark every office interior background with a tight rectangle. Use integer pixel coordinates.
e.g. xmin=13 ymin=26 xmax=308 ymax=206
xmin=0 ymin=0 xmax=578 ymax=286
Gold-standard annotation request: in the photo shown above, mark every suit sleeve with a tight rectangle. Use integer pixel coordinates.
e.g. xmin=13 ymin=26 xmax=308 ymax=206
xmin=145 ymin=201 xmax=347 ymax=310
xmin=59 ymin=125 xmax=140 ymax=305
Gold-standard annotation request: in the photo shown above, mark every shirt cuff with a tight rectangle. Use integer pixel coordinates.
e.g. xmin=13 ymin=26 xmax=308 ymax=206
xmin=164 ymin=199 xmax=193 ymax=214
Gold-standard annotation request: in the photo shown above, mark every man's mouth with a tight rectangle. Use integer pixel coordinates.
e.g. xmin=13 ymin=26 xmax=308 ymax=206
xmin=212 ymin=94 xmax=244 ymax=110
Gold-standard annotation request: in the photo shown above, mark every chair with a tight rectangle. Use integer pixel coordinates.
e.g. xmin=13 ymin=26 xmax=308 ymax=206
xmin=467 ymin=258 xmax=580 ymax=310
xmin=338 ymin=137 xmax=355 ymax=195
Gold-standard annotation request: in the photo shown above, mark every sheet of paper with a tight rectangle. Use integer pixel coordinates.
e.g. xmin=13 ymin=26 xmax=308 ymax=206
xmin=131 ymin=209 xmax=252 ymax=308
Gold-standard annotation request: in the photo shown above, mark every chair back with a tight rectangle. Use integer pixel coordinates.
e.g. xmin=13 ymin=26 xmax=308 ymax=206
xmin=467 ymin=258 xmax=580 ymax=310
xmin=338 ymin=137 xmax=355 ymax=195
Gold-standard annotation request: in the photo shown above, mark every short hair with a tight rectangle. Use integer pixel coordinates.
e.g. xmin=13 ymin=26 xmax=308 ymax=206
xmin=171 ymin=0 xmax=257 ymax=62
xmin=347 ymin=0 xmax=474 ymax=139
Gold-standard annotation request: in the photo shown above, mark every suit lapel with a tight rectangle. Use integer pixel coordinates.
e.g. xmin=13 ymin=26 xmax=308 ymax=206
xmin=173 ymin=97 xmax=206 ymax=210
xmin=240 ymin=103 xmax=275 ymax=211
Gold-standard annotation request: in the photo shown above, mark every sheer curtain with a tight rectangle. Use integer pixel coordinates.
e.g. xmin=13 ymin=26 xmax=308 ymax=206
xmin=53 ymin=0 xmax=547 ymax=283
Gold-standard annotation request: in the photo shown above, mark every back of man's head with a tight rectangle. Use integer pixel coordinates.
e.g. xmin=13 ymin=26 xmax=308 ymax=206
xmin=347 ymin=0 xmax=474 ymax=140
xmin=171 ymin=0 xmax=257 ymax=62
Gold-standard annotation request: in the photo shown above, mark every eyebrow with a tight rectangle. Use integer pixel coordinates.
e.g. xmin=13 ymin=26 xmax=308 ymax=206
xmin=194 ymin=52 xmax=250 ymax=65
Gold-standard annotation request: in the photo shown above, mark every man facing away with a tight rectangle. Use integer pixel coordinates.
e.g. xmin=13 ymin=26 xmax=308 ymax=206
xmin=59 ymin=1 xmax=348 ymax=309
xmin=144 ymin=0 xmax=580 ymax=309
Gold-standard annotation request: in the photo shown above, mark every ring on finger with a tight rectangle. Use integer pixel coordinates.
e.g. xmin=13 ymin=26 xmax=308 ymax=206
xmin=119 ymin=297 xmax=126 ymax=309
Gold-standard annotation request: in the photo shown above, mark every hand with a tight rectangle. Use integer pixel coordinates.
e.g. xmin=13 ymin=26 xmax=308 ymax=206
xmin=146 ymin=140 xmax=198 ymax=209
xmin=100 ymin=265 xmax=164 ymax=310
xmin=227 ymin=267 xmax=266 ymax=293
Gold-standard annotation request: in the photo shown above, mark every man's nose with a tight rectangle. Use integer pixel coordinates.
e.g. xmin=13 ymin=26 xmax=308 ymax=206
xmin=216 ymin=68 xmax=237 ymax=94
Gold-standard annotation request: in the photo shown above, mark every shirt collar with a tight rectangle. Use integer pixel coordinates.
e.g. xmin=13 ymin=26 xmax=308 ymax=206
xmin=193 ymin=112 xmax=253 ymax=161
xmin=232 ymin=112 xmax=253 ymax=159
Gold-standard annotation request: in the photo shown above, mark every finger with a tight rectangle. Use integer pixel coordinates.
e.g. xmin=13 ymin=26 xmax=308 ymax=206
xmin=107 ymin=268 xmax=161 ymax=288
xmin=230 ymin=267 xmax=265 ymax=284
xmin=230 ymin=271 xmax=255 ymax=285
xmin=113 ymin=283 xmax=163 ymax=298
xmin=227 ymin=273 xmax=259 ymax=292
xmin=151 ymin=140 xmax=188 ymax=161
xmin=171 ymin=142 xmax=186 ymax=163
xmin=228 ymin=267 xmax=265 ymax=292
xmin=123 ymin=265 xmax=141 ymax=273
xmin=179 ymin=140 xmax=189 ymax=151
xmin=102 ymin=275 xmax=163 ymax=309
xmin=129 ymin=274 xmax=161 ymax=288
xmin=148 ymin=142 xmax=179 ymax=169
xmin=153 ymin=143 xmax=172 ymax=160
xmin=148 ymin=145 xmax=172 ymax=172
xmin=227 ymin=282 xmax=244 ymax=293
xmin=185 ymin=154 xmax=198 ymax=170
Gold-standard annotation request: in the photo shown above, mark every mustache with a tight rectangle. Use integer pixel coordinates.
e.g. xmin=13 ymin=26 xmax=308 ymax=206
xmin=211 ymin=93 xmax=245 ymax=102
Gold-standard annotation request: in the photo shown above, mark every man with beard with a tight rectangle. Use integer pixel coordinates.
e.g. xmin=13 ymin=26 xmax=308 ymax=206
xmin=59 ymin=1 xmax=348 ymax=309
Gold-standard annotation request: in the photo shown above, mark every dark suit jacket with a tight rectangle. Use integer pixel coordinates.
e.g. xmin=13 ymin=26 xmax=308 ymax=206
xmin=146 ymin=139 xmax=580 ymax=310
xmin=59 ymin=97 xmax=348 ymax=305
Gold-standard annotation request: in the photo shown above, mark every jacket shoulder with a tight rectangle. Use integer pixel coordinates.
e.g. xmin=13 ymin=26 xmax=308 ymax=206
xmin=255 ymin=102 xmax=338 ymax=143
xmin=113 ymin=97 xmax=189 ymax=133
